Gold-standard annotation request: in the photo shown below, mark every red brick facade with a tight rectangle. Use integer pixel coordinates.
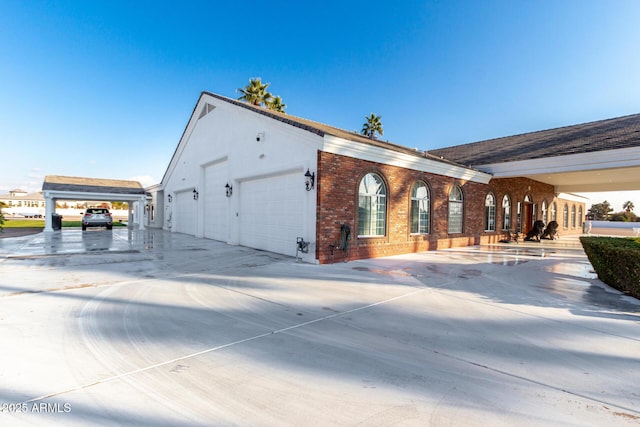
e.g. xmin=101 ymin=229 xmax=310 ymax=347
xmin=316 ymin=151 xmax=585 ymax=264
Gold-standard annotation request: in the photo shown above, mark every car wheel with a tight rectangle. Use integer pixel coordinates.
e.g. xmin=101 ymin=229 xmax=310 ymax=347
xmin=107 ymin=225 xmax=112 ymax=230
xmin=82 ymin=225 xmax=87 ymax=231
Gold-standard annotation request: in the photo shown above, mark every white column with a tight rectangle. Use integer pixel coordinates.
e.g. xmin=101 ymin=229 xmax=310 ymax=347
xmin=137 ymin=196 xmax=146 ymax=230
xmin=127 ymin=203 xmax=133 ymax=228
xmin=43 ymin=193 xmax=54 ymax=232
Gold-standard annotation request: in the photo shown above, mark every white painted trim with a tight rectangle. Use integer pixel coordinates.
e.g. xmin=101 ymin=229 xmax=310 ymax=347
xmin=557 ymin=192 xmax=590 ymax=202
xmin=200 ymin=155 xmax=229 ymax=168
xmin=43 ymin=190 xmax=145 ymax=202
xmin=322 ymin=135 xmax=492 ymax=184
xmin=236 ymin=165 xmax=304 ymax=183
xmin=477 ymin=146 xmax=640 ymax=176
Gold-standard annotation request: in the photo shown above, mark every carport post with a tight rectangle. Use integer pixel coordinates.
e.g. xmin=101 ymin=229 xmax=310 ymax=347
xmin=137 ymin=195 xmax=146 ymax=230
xmin=43 ymin=192 xmax=54 ymax=232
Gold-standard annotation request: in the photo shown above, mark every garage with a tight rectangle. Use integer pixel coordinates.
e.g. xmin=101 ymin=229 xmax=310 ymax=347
xmin=239 ymin=171 xmax=305 ymax=256
xmin=203 ymin=160 xmax=229 ymax=241
xmin=173 ymin=190 xmax=196 ymax=235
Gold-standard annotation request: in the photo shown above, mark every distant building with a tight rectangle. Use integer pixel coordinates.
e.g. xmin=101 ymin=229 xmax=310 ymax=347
xmin=0 ymin=189 xmax=46 ymax=217
xmin=0 ymin=188 xmax=128 ymax=219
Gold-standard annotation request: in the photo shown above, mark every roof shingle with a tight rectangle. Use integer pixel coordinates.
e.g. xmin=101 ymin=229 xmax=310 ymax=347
xmin=429 ymin=113 xmax=640 ymax=166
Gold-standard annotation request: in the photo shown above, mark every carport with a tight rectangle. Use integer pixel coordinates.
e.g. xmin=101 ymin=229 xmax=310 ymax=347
xmin=430 ymin=113 xmax=640 ymax=193
xmin=41 ymin=175 xmax=148 ymax=232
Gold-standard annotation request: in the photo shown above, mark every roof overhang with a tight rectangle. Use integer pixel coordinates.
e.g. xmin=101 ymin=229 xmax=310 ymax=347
xmin=476 ymin=146 xmax=640 ymax=192
xmin=323 ymin=135 xmax=492 ymax=184
xmin=42 ymin=175 xmax=148 ymax=202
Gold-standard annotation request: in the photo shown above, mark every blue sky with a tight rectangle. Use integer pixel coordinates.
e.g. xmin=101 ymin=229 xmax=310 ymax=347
xmin=1 ymin=1 xmax=639 ymax=210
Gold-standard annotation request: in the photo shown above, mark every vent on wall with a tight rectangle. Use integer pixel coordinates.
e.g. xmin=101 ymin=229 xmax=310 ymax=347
xmin=198 ymin=103 xmax=216 ymax=119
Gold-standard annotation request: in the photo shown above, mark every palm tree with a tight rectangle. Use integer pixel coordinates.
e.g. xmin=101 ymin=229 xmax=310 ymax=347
xmin=623 ymin=201 xmax=635 ymax=213
xmin=267 ymin=95 xmax=286 ymax=113
xmin=236 ymin=78 xmax=273 ymax=107
xmin=361 ymin=113 xmax=383 ymax=139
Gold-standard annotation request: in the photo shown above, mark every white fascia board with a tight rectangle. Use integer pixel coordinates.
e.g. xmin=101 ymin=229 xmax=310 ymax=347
xmin=45 ymin=190 xmax=144 ymax=201
xmin=322 ymin=135 xmax=492 ymax=184
xmin=478 ymin=146 xmax=640 ymax=177
xmin=557 ymin=193 xmax=590 ymax=202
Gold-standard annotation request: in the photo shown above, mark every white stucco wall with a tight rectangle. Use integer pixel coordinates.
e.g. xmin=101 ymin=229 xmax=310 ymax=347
xmin=157 ymin=94 xmax=322 ymax=261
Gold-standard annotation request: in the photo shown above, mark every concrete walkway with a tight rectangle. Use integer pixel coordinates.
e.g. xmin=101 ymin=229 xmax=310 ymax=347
xmin=0 ymin=229 xmax=638 ymax=426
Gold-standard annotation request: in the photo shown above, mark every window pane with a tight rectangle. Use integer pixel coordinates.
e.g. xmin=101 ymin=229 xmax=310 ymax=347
xmin=449 ymin=201 xmax=463 ymax=233
xmin=485 ymin=193 xmax=496 ymax=231
xmin=448 ymin=186 xmax=463 ymax=233
xmin=358 ymin=173 xmax=386 ymax=236
xmin=502 ymin=195 xmax=511 ymax=230
xmin=411 ymin=182 xmax=430 ymax=234
xmin=358 ymin=195 xmax=370 ymax=235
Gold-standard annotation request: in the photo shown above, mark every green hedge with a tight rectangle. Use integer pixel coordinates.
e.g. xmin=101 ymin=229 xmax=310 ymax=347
xmin=580 ymin=237 xmax=640 ymax=299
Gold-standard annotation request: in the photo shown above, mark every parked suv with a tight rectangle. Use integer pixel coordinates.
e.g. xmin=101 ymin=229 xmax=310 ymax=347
xmin=82 ymin=208 xmax=113 ymax=231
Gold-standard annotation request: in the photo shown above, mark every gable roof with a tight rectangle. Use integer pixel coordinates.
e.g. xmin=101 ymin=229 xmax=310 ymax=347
xmin=42 ymin=175 xmax=145 ymax=195
xmin=201 ymin=92 xmax=467 ymax=168
xmin=429 ymin=113 xmax=640 ymax=166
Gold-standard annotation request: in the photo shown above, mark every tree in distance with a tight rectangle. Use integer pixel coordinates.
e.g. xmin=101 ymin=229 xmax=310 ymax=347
xmin=623 ymin=200 xmax=635 ymax=213
xmin=236 ymin=78 xmax=286 ymax=113
xmin=361 ymin=113 xmax=383 ymax=139
xmin=587 ymin=201 xmax=613 ymax=220
xmin=269 ymin=95 xmax=286 ymax=113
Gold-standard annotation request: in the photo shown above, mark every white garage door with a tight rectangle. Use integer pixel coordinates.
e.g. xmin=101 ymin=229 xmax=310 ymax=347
xmin=174 ymin=190 xmax=196 ymax=235
xmin=203 ymin=162 xmax=229 ymax=241
xmin=239 ymin=172 xmax=304 ymax=256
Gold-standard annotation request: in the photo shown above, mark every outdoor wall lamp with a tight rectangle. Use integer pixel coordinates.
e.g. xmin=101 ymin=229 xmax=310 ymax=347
xmin=304 ymin=169 xmax=315 ymax=191
xmin=167 ymin=194 xmax=172 ymax=203
xmin=225 ymin=182 xmax=233 ymax=197
xmin=193 ymin=188 xmax=199 ymax=200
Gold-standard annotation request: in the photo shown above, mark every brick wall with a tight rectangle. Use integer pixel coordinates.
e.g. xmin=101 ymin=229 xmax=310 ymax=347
xmin=316 ymin=151 xmax=585 ymax=263
xmin=490 ymin=177 xmax=587 ymax=236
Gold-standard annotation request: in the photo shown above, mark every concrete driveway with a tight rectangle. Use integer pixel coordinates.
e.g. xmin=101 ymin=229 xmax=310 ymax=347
xmin=0 ymin=229 xmax=639 ymax=426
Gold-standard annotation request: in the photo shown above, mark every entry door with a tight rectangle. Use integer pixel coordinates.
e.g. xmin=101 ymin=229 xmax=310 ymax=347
xmin=522 ymin=202 xmax=534 ymax=235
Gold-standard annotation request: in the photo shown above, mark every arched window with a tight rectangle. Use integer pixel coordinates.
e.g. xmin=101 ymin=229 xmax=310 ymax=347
xmin=485 ymin=193 xmax=496 ymax=231
xmin=410 ymin=182 xmax=430 ymax=234
xmin=571 ymin=205 xmax=576 ymax=228
xmin=448 ymin=185 xmax=464 ymax=233
xmin=358 ymin=173 xmax=386 ymax=237
xmin=502 ymin=195 xmax=511 ymax=230
xmin=563 ymin=204 xmax=569 ymax=228
xmin=578 ymin=206 xmax=583 ymax=227
xmin=541 ymin=201 xmax=548 ymax=224
xmin=551 ymin=202 xmax=557 ymax=222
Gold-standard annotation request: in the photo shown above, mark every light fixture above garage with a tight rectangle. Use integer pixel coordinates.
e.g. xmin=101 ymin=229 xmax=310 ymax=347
xmin=168 ymin=194 xmax=172 ymax=203
xmin=225 ymin=182 xmax=233 ymax=197
xmin=304 ymin=169 xmax=315 ymax=191
xmin=193 ymin=188 xmax=199 ymax=200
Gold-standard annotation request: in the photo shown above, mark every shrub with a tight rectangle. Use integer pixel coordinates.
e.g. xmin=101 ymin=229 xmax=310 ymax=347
xmin=610 ymin=211 xmax=638 ymax=222
xmin=580 ymin=237 xmax=640 ymax=299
